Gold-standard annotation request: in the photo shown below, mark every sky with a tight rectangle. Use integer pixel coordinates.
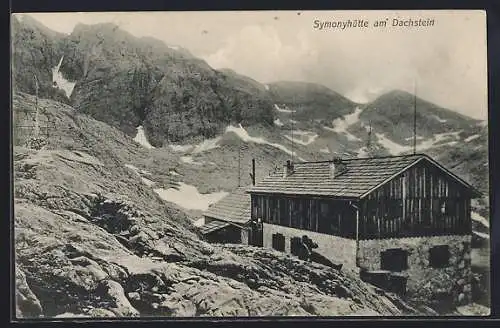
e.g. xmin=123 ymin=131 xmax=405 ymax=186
xmin=20 ymin=10 xmax=488 ymax=120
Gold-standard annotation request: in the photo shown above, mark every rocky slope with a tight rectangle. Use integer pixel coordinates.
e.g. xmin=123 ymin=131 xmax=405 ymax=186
xmin=13 ymin=92 xmax=422 ymax=318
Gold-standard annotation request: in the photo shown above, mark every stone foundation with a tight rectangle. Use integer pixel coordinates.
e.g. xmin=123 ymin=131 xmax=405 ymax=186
xmin=262 ymin=223 xmax=357 ymax=268
xmin=358 ymin=235 xmax=472 ymax=308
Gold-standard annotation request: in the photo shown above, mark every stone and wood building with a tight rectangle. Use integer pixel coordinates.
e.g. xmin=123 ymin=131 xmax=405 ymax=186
xmin=245 ymin=154 xmax=480 ymax=306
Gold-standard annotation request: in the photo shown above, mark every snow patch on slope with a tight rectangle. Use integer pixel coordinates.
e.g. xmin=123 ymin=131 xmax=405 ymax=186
xmin=320 ymin=147 xmax=330 ymax=154
xmin=169 ymin=136 xmax=221 ymax=154
xmin=284 ymin=130 xmax=319 ymax=146
xmin=264 ymin=84 xmax=270 ymax=91
xmin=376 ymin=131 xmax=463 ymax=155
xmin=193 ymin=217 xmax=205 ymax=227
xmin=52 ymin=56 xmax=76 ymax=98
xmin=324 ymin=107 xmax=363 ymax=141
xmin=330 ymin=107 xmax=363 ymax=133
xmin=154 ymin=183 xmax=228 ymax=212
xmin=474 ymin=231 xmax=490 ymax=240
xmin=375 ymin=133 xmax=412 ymax=155
xmin=274 ymin=118 xmax=284 ymax=127
xmin=169 ymin=144 xmax=193 ymax=152
xmin=192 ymin=136 xmax=221 ymax=153
xmin=226 ymin=124 xmax=306 ymax=161
xmin=472 ymin=212 xmax=489 ymax=228
xmin=180 ymin=156 xmax=203 ymax=165
xmin=357 ymin=147 xmax=370 ymax=158
xmin=169 ymin=169 xmax=180 ymax=176
xmin=274 ymin=104 xmax=295 ymax=113
xmin=405 ymin=136 xmax=425 ymax=141
xmin=133 ymin=126 xmax=155 ymax=149
xmin=465 ymin=134 xmax=480 ymax=142
xmin=125 ymin=164 xmax=155 ymax=187
xmin=432 ymin=115 xmax=447 ymax=123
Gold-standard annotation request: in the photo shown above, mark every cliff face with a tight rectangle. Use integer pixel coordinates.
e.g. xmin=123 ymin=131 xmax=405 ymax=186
xmin=11 ymin=17 xmax=276 ymax=145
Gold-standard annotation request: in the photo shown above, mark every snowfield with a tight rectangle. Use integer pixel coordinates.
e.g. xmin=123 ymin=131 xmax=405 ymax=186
xmin=320 ymin=147 xmax=330 ymax=154
xmin=133 ymin=126 xmax=155 ymax=149
xmin=264 ymin=84 xmax=270 ymax=91
xmin=154 ymin=182 xmax=228 ymax=212
xmin=52 ymin=56 xmax=76 ymax=98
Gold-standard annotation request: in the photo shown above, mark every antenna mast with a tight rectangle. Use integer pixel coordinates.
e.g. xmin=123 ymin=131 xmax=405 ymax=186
xmin=413 ymin=79 xmax=417 ymax=155
xmin=34 ymin=74 xmax=40 ymax=139
xmin=238 ymin=138 xmax=241 ymax=187
xmin=367 ymin=121 xmax=372 ymax=149
xmin=290 ymin=101 xmax=295 ymax=162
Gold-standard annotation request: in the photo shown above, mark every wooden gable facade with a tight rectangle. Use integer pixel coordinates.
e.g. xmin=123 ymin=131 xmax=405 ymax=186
xmin=359 ymin=158 xmax=475 ymax=239
xmin=247 ymin=155 xmax=480 ymax=240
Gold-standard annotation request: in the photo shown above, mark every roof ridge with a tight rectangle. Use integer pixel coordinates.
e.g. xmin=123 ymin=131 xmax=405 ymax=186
xmin=291 ymin=153 xmax=427 ymax=164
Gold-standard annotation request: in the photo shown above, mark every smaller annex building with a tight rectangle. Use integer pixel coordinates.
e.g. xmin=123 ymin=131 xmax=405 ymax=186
xmin=200 ymin=186 xmax=252 ymax=244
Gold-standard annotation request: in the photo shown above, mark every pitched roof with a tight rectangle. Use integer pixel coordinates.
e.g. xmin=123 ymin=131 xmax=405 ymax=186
xmin=247 ymin=154 xmax=480 ymax=199
xmin=203 ymin=186 xmax=251 ymax=225
xmin=199 ymin=220 xmax=231 ymax=235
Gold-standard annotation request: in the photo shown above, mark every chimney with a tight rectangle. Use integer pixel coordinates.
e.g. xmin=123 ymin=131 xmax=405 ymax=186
xmin=330 ymin=157 xmax=346 ymax=178
xmin=283 ymin=160 xmax=294 ymax=178
xmin=329 ymin=162 xmax=336 ymax=179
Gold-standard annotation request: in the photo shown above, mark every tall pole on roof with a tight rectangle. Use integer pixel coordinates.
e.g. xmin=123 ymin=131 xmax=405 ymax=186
xmin=413 ymin=78 xmax=417 ymax=155
xmin=291 ymin=100 xmax=294 ymax=163
xmin=238 ymin=134 xmax=241 ymax=187
xmin=34 ymin=74 xmax=40 ymax=139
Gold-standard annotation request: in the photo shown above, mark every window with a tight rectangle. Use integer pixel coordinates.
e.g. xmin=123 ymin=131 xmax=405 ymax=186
xmin=290 ymin=237 xmax=302 ymax=256
xmin=269 ymin=197 xmax=279 ymax=224
xmin=381 ymin=248 xmax=408 ymax=272
xmin=440 ymin=200 xmax=447 ymax=214
xmin=318 ymin=201 xmax=330 ymax=233
xmin=290 ymin=201 xmax=300 ymax=228
xmin=272 ymin=233 xmax=285 ymax=251
xmin=429 ymin=245 xmax=450 ymax=268
xmin=279 ymin=199 xmax=288 ymax=226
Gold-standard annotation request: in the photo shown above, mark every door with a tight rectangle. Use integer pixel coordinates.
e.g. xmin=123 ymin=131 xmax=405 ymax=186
xmin=250 ymin=219 xmax=263 ymax=247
